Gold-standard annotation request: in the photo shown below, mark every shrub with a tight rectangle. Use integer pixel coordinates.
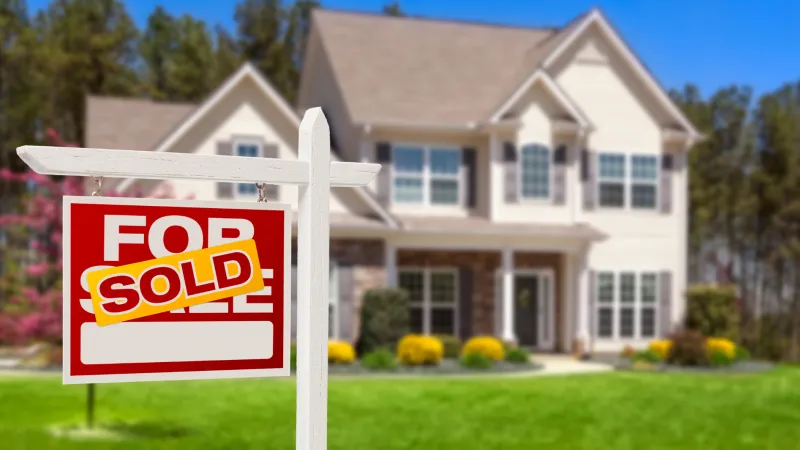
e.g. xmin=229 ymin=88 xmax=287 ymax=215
xmin=619 ymin=345 xmax=636 ymax=359
xmin=709 ymin=350 xmax=735 ymax=367
xmin=355 ymin=288 xmax=410 ymax=356
xmin=435 ymin=334 xmax=461 ymax=359
xmin=328 ymin=340 xmax=356 ymax=365
xmin=505 ymin=346 xmax=530 ymax=364
xmin=648 ymin=340 xmax=673 ymax=360
xmin=397 ymin=335 xmax=443 ymax=366
xmin=706 ymin=337 xmax=736 ymax=359
xmin=632 ymin=349 xmax=662 ymax=363
xmin=361 ymin=349 xmax=397 ymax=371
xmin=462 ymin=336 xmax=505 ymax=362
xmin=460 ymin=352 xmax=493 ymax=370
xmin=667 ymin=330 xmax=708 ymax=366
xmin=290 ymin=341 xmax=297 ymax=370
xmin=735 ymin=346 xmax=751 ymax=362
xmin=685 ymin=284 xmax=740 ymax=341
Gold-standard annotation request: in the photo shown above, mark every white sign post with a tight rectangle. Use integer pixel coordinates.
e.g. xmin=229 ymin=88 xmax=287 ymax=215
xmin=16 ymin=108 xmax=379 ymax=450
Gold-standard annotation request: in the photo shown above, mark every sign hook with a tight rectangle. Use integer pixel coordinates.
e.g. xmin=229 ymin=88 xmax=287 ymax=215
xmin=255 ymin=183 xmax=268 ymax=203
xmin=90 ymin=176 xmax=103 ymax=197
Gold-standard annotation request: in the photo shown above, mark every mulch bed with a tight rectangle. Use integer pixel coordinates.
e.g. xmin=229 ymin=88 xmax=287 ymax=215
xmin=591 ymin=354 xmax=775 ymax=374
xmin=311 ymin=359 xmax=543 ymax=376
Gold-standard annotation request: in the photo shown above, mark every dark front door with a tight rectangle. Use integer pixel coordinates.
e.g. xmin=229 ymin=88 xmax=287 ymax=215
xmin=514 ymin=275 xmax=539 ymax=347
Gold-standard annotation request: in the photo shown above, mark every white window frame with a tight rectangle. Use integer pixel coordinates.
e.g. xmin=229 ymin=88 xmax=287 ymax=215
xmin=596 ymin=152 xmax=659 ymax=210
xmin=391 ymin=144 xmax=463 ymax=206
xmin=594 ymin=271 xmax=659 ymax=340
xmin=234 ymin=139 xmax=263 ymax=198
xmin=399 ymin=267 xmax=459 ymax=336
xmin=518 ymin=143 xmax=552 ymax=201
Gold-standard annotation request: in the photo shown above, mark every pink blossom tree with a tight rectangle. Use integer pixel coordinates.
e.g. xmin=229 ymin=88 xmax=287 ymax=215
xmin=0 ymin=129 xmax=177 ymax=345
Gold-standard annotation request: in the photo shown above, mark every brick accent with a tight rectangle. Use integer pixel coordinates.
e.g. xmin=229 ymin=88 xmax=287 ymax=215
xmin=397 ymin=250 xmax=565 ymax=350
xmin=291 ymin=238 xmax=385 ymax=340
xmin=398 ymin=250 xmax=501 ymax=336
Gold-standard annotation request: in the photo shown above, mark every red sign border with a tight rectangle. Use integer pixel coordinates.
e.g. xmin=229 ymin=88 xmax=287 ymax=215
xmin=62 ymin=196 xmax=293 ymax=384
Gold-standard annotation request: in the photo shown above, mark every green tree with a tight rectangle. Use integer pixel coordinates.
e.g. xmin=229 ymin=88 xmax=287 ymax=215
xmin=39 ymin=0 xmax=140 ymax=144
xmin=235 ymin=0 xmax=290 ymax=95
xmin=382 ymin=1 xmax=405 ymax=16
xmin=211 ymin=24 xmax=241 ymax=87
xmin=167 ymin=15 xmax=214 ymax=102
xmin=139 ymin=5 xmax=178 ymax=100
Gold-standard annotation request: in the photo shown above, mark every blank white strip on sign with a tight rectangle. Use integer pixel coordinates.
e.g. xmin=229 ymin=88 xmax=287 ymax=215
xmin=80 ymin=321 xmax=273 ymax=365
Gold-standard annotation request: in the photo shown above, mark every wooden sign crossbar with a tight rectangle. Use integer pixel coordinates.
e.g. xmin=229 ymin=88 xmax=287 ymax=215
xmin=16 ymin=108 xmax=372 ymax=450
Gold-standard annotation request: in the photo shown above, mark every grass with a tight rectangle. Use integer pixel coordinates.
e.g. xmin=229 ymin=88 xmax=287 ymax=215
xmin=1 ymin=368 xmax=800 ymax=449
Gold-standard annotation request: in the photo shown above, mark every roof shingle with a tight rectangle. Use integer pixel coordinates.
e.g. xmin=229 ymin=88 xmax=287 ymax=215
xmin=85 ymin=96 xmax=195 ymax=149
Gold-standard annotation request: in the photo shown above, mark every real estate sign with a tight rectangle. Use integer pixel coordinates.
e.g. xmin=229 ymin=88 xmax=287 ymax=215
xmin=62 ymin=196 xmax=292 ymax=384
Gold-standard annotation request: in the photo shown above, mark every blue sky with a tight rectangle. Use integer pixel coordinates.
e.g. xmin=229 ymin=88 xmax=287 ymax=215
xmin=29 ymin=0 xmax=800 ymax=98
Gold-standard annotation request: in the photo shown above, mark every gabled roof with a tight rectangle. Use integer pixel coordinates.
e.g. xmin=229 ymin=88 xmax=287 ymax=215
xmin=86 ymin=97 xmax=195 ymax=150
xmin=94 ymin=63 xmax=398 ymax=228
xmin=312 ymin=9 xmax=556 ymax=128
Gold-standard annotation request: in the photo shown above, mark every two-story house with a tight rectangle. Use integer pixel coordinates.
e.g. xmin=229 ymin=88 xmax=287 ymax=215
xmin=85 ymin=8 xmax=700 ymax=354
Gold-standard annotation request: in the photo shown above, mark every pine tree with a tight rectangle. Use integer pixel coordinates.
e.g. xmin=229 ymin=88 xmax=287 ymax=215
xmin=140 ymin=5 xmax=178 ymax=100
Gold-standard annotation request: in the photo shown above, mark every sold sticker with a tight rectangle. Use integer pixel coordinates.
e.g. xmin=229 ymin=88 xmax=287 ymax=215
xmin=86 ymin=239 xmax=264 ymax=326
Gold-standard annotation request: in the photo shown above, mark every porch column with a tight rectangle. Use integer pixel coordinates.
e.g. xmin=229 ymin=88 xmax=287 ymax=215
xmin=501 ymin=248 xmax=516 ymax=342
xmin=385 ymin=243 xmax=397 ymax=287
xmin=576 ymin=248 xmax=591 ymax=351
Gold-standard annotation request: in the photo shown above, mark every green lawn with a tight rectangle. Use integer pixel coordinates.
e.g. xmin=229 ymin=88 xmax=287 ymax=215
xmin=1 ymin=368 xmax=800 ymax=449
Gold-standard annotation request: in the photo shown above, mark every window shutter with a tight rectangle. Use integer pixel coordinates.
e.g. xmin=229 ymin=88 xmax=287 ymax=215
xmin=263 ymin=143 xmax=280 ymax=200
xmin=216 ymin=141 xmax=234 ymax=199
xmin=552 ymin=145 xmax=567 ymax=205
xmin=338 ymin=264 xmax=355 ymax=342
xmin=503 ymin=142 xmax=518 ymax=203
xmin=659 ymin=271 xmax=673 ymax=337
xmin=462 ymin=147 xmax=477 ymax=208
xmin=660 ymin=154 xmax=674 ymax=214
xmin=588 ymin=270 xmax=596 ymax=339
xmin=582 ymin=149 xmax=595 ymax=210
xmin=458 ymin=268 xmax=473 ymax=340
xmin=375 ymin=142 xmax=392 ymax=206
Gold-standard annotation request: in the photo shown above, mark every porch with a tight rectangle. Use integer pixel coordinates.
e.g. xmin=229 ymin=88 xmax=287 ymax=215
xmin=387 ymin=246 xmax=592 ymax=354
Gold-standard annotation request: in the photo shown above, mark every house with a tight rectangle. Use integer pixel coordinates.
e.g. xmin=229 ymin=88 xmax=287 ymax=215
xmin=84 ymin=8 xmax=700 ymax=354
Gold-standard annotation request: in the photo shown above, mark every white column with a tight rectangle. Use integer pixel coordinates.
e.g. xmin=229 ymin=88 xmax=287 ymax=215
xmin=385 ymin=243 xmax=397 ymax=287
xmin=296 ymin=108 xmax=330 ymax=450
xmin=502 ymin=248 xmax=516 ymax=342
xmin=576 ymin=248 xmax=590 ymax=346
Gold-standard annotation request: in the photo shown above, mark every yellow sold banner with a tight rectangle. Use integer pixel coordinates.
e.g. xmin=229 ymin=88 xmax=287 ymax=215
xmin=87 ymin=239 xmax=264 ymax=326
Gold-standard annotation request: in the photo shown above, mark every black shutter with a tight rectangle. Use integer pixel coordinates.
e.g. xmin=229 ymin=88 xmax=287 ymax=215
xmin=552 ymin=145 xmax=567 ymax=205
xmin=503 ymin=142 xmax=518 ymax=203
xmin=216 ymin=141 xmax=234 ymax=199
xmin=262 ymin=143 xmax=279 ymax=199
xmin=375 ymin=142 xmax=392 ymax=206
xmin=458 ymin=268 xmax=473 ymax=340
xmin=338 ymin=264 xmax=355 ymax=341
xmin=660 ymin=154 xmax=674 ymax=214
xmin=462 ymin=147 xmax=477 ymax=208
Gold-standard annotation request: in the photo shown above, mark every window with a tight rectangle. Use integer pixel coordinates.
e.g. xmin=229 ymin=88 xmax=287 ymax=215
xmin=597 ymin=153 xmax=625 ymax=207
xmin=520 ymin=144 xmax=550 ymax=199
xmin=631 ymin=155 xmax=658 ymax=209
xmin=398 ymin=268 xmax=458 ymax=336
xmin=392 ymin=145 xmax=461 ymax=206
xmin=236 ymin=141 xmax=261 ymax=195
xmin=595 ymin=272 xmax=658 ymax=339
xmin=597 ymin=153 xmax=659 ymax=209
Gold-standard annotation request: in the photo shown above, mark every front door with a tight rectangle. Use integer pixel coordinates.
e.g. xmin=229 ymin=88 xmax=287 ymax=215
xmin=512 ymin=271 xmax=555 ymax=350
xmin=514 ymin=275 xmax=539 ymax=347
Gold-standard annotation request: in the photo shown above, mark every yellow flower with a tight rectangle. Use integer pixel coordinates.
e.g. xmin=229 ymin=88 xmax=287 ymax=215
xmin=462 ymin=336 xmax=505 ymax=362
xmin=648 ymin=340 xmax=672 ymax=360
xmin=706 ymin=337 xmax=736 ymax=359
xmin=328 ymin=340 xmax=356 ymax=364
xmin=397 ymin=334 xmax=444 ymax=365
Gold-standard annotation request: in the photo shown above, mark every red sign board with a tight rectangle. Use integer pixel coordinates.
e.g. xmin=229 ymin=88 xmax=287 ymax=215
xmin=63 ymin=196 xmax=291 ymax=384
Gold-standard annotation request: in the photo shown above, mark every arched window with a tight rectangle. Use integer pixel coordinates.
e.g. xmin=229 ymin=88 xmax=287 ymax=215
xmin=520 ymin=144 xmax=550 ymax=199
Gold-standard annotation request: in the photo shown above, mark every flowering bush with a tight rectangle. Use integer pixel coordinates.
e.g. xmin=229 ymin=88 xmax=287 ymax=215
xmin=328 ymin=340 xmax=356 ymax=364
xmin=462 ymin=336 xmax=505 ymax=362
xmin=648 ymin=340 xmax=673 ymax=360
xmin=706 ymin=337 xmax=736 ymax=359
xmin=397 ymin=334 xmax=443 ymax=365
xmin=620 ymin=345 xmax=636 ymax=359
